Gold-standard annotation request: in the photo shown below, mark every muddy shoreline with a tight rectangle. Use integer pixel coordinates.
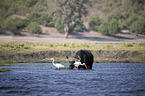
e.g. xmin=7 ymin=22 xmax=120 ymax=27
xmin=0 ymin=50 xmax=144 ymax=63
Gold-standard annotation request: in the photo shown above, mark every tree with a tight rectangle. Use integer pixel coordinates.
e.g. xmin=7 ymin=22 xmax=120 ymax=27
xmin=98 ymin=19 xmax=120 ymax=35
xmin=130 ymin=20 xmax=145 ymax=35
xmin=2 ymin=18 xmax=28 ymax=35
xmin=88 ymin=14 xmax=102 ymax=31
xmin=54 ymin=0 xmax=90 ymax=38
xmin=55 ymin=20 xmax=65 ymax=33
xmin=26 ymin=22 xmax=42 ymax=36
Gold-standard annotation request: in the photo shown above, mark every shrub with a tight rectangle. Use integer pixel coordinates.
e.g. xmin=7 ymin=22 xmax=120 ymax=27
xmin=88 ymin=14 xmax=102 ymax=31
xmin=74 ymin=24 xmax=86 ymax=32
xmin=26 ymin=12 xmax=41 ymax=23
xmin=124 ymin=43 xmax=133 ymax=47
xmin=130 ymin=20 xmax=145 ymax=35
xmin=106 ymin=12 xmax=125 ymax=21
xmin=2 ymin=18 xmax=28 ymax=35
xmin=55 ymin=21 xmax=64 ymax=33
xmin=40 ymin=14 xmax=54 ymax=27
xmin=126 ymin=12 xmax=145 ymax=30
xmin=98 ymin=12 xmax=124 ymax=35
xmin=127 ymin=14 xmax=139 ymax=28
xmin=139 ymin=43 xmax=145 ymax=47
xmin=26 ymin=22 xmax=42 ymax=34
xmin=26 ymin=13 xmax=54 ymax=27
xmin=98 ymin=19 xmax=120 ymax=35
xmin=106 ymin=12 xmax=125 ymax=30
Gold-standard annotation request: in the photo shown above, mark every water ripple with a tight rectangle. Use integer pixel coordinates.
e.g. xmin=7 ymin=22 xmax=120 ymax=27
xmin=0 ymin=63 xmax=145 ymax=96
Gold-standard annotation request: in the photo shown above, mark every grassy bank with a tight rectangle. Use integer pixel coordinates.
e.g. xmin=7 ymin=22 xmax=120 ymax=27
xmin=0 ymin=68 xmax=11 ymax=72
xmin=0 ymin=40 xmax=145 ymax=53
xmin=0 ymin=41 xmax=145 ymax=64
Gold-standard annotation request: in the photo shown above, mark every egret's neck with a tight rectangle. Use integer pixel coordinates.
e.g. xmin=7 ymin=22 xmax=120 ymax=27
xmin=52 ymin=59 xmax=54 ymax=64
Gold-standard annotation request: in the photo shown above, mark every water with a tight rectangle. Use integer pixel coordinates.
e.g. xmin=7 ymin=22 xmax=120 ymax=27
xmin=0 ymin=63 xmax=145 ymax=96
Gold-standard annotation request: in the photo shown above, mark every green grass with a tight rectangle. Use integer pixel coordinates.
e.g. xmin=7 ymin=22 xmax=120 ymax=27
xmin=0 ymin=41 xmax=144 ymax=63
xmin=0 ymin=68 xmax=11 ymax=72
xmin=0 ymin=41 xmax=145 ymax=54
xmin=18 ymin=64 xmax=51 ymax=67
xmin=0 ymin=64 xmax=13 ymax=66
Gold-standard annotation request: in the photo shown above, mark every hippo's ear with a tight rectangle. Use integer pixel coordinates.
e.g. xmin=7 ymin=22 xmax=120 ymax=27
xmin=66 ymin=55 xmax=69 ymax=59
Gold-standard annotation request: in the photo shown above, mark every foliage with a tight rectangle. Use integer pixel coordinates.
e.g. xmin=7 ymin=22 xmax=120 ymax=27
xmin=74 ymin=24 xmax=86 ymax=32
xmin=39 ymin=14 xmax=54 ymax=27
xmin=55 ymin=21 xmax=65 ymax=34
xmin=26 ymin=13 xmax=41 ymax=23
xmin=90 ymin=0 xmax=105 ymax=3
xmin=124 ymin=43 xmax=133 ymax=47
xmin=98 ymin=19 xmax=120 ymax=35
xmin=0 ymin=68 xmax=11 ymax=72
xmin=126 ymin=12 xmax=145 ymax=30
xmin=32 ymin=0 xmax=55 ymax=13
xmin=0 ymin=0 xmax=55 ymax=16
xmin=54 ymin=67 xmax=69 ymax=70
xmin=106 ymin=12 xmax=125 ymax=21
xmin=0 ymin=0 xmax=145 ymax=36
xmin=123 ymin=0 xmax=144 ymax=14
xmin=98 ymin=13 xmax=123 ymax=35
xmin=102 ymin=0 xmax=145 ymax=31
xmin=0 ymin=43 xmax=31 ymax=50
xmin=0 ymin=41 xmax=145 ymax=64
xmin=88 ymin=14 xmax=102 ymax=31
xmin=26 ymin=12 xmax=54 ymax=27
xmin=26 ymin=22 xmax=42 ymax=34
xmin=130 ymin=20 xmax=145 ymax=35
xmin=2 ymin=18 xmax=28 ymax=35
xmin=138 ymin=43 xmax=145 ymax=47
xmin=54 ymin=0 xmax=90 ymax=38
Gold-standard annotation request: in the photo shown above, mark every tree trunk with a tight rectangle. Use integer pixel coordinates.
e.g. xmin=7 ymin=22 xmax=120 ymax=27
xmin=64 ymin=24 xmax=69 ymax=38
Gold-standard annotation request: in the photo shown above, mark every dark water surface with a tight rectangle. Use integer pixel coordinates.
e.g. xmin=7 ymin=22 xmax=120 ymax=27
xmin=0 ymin=63 xmax=145 ymax=96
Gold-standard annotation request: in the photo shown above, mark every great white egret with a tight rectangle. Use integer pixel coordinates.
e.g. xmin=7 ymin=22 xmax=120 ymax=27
xmin=74 ymin=61 xmax=88 ymax=69
xmin=51 ymin=58 xmax=64 ymax=69
xmin=74 ymin=61 xmax=81 ymax=67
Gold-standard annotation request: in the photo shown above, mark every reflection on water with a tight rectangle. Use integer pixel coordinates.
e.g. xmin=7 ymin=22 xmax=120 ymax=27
xmin=0 ymin=63 xmax=145 ymax=96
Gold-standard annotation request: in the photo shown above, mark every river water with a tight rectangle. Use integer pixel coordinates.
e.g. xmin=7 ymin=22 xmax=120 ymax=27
xmin=0 ymin=63 xmax=145 ymax=96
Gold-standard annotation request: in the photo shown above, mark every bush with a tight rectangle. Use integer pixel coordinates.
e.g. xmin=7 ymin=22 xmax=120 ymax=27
xmin=39 ymin=14 xmax=54 ymax=27
xmin=127 ymin=12 xmax=145 ymax=30
xmin=130 ymin=20 xmax=145 ymax=35
xmin=26 ymin=13 xmax=41 ymax=23
xmin=26 ymin=22 xmax=42 ymax=34
xmin=139 ymin=43 xmax=145 ymax=47
xmin=74 ymin=24 xmax=86 ymax=32
xmin=106 ymin=12 xmax=125 ymax=21
xmin=98 ymin=12 xmax=124 ymax=35
xmin=55 ymin=21 xmax=64 ymax=33
xmin=106 ymin=12 xmax=125 ymax=29
xmin=127 ymin=14 xmax=139 ymax=28
xmin=88 ymin=14 xmax=102 ymax=31
xmin=2 ymin=18 xmax=28 ymax=35
xmin=26 ymin=12 xmax=54 ymax=27
xmin=98 ymin=19 xmax=120 ymax=35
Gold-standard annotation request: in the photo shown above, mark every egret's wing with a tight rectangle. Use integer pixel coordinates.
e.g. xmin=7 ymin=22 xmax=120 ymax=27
xmin=55 ymin=63 xmax=65 ymax=67
xmin=74 ymin=62 xmax=81 ymax=67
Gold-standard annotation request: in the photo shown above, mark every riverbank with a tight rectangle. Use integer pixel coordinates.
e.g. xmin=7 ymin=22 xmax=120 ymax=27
xmin=0 ymin=41 xmax=145 ymax=64
xmin=0 ymin=68 xmax=11 ymax=72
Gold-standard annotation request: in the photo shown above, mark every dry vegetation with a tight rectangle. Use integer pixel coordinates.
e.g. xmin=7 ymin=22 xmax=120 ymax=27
xmin=0 ymin=41 xmax=145 ymax=63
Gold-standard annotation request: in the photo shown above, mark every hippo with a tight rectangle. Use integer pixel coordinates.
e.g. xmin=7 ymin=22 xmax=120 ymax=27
xmin=66 ymin=50 xmax=94 ymax=69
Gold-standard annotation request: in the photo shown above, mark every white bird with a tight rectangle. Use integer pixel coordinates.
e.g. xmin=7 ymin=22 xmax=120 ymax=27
xmin=74 ymin=61 xmax=82 ymax=67
xmin=51 ymin=58 xmax=64 ymax=69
